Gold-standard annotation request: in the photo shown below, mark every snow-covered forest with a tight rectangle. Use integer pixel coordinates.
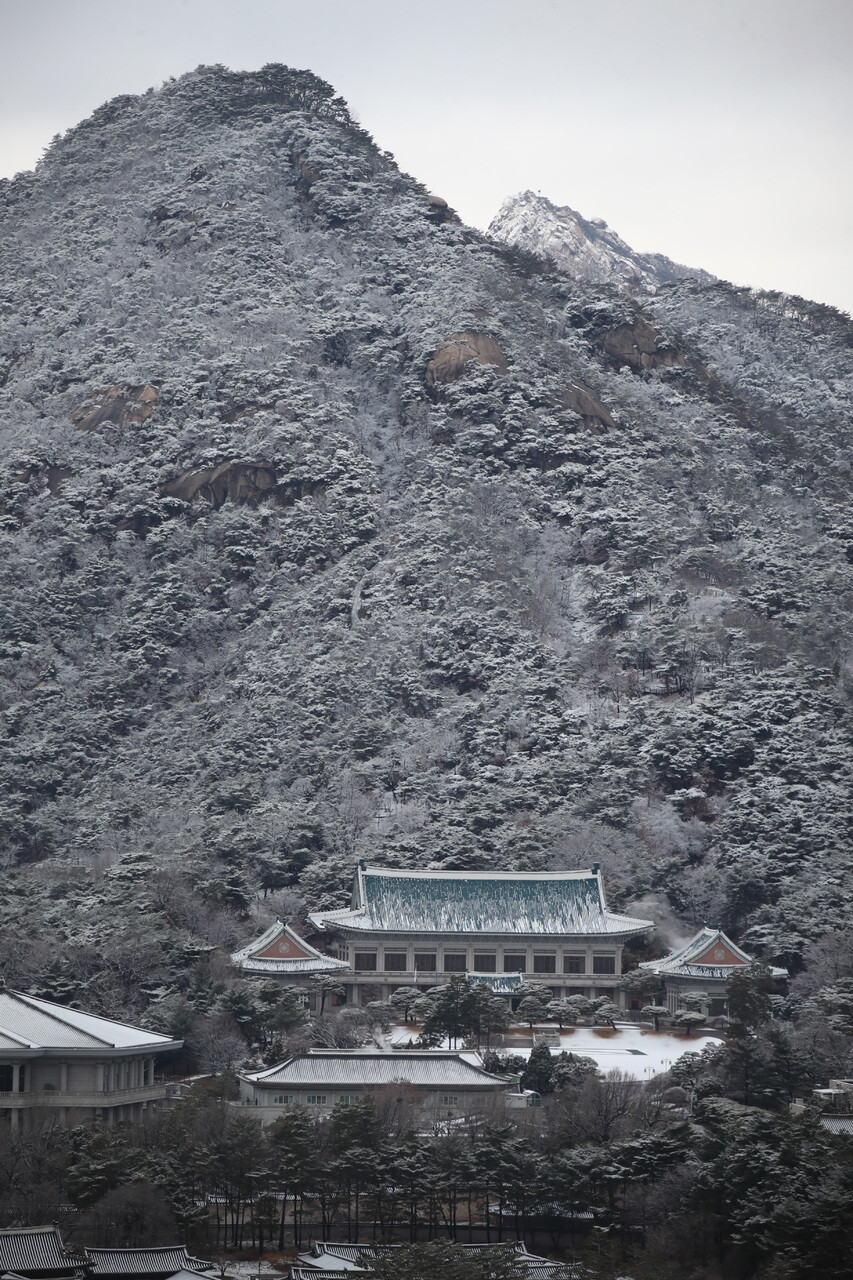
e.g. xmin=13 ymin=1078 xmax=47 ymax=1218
xmin=2 ymin=65 xmax=851 ymax=1015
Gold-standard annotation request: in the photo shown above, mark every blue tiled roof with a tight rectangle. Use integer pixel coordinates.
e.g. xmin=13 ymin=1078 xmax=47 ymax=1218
xmin=309 ymin=867 xmax=654 ymax=937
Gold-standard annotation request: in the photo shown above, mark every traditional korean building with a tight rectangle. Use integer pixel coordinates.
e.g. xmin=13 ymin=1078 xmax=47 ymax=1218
xmin=0 ymin=983 xmax=182 ymax=1129
xmin=238 ymin=1047 xmax=511 ymax=1123
xmin=231 ymin=919 xmax=351 ymax=981
xmin=289 ymin=1241 xmax=574 ymax=1277
xmin=0 ymin=1227 xmax=88 ymax=1280
xmin=638 ymin=926 xmax=787 ymax=1016
xmin=0 ymin=1234 xmax=213 ymax=1280
xmin=304 ymin=863 xmax=654 ymax=1007
xmin=83 ymin=1248 xmax=214 ymax=1280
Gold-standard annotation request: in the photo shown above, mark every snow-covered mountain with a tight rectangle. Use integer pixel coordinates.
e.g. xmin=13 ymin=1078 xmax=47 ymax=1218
xmin=488 ymin=189 xmax=715 ymax=291
xmin=1 ymin=65 xmax=852 ymax=1018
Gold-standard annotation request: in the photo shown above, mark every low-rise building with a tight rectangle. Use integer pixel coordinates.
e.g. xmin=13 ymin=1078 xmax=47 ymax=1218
xmin=83 ymin=1248 xmax=214 ymax=1280
xmin=240 ymin=863 xmax=653 ymax=1008
xmin=231 ymin=919 xmax=351 ymax=981
xmin=0 ymin=983 xmax=182 ymax=1128
xmin=0 ymin=1233 xmax=213 ymax=1280
xmin=231 ymin=919 xmax=351 ymax=1010
xmin=238 ymin=1048 xmax=511 ymax=1124
xmin=289 ymin=1241 xmax=575 ymax=1277
xmin=0 ymin=1227 xmax=88 ymax=1280
xmin=638 ymin=926 xmax=787 ymax=1016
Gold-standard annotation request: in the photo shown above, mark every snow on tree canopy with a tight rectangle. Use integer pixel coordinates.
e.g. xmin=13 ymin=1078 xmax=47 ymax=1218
xmin=308 ymin=865 xmax=654 ymax=936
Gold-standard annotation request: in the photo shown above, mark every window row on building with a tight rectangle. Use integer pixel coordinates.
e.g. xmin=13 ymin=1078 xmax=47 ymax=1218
xmin=350 ymin=949 xmax=619 ymax=974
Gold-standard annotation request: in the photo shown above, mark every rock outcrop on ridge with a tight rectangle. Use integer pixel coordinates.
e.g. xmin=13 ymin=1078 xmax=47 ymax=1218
xmin=0 ymin=65 xmax=851 ymax=1016
xmin=488 ymin=189 xmax=716 ymax=292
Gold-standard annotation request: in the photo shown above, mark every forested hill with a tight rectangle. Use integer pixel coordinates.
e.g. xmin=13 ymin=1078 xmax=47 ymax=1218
xmin=1 ymin=64 xmax=851 ymax=1014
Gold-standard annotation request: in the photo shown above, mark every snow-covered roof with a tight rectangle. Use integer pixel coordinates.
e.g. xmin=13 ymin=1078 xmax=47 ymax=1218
xmin=231 ymin=920 xmax=350 ymax=975
xmin=0 ymin=1228 xmax=86 ymax=1277
xmin=639 ymin=927 xmax=787 ymax=981
xmin=243 ymin=1049 xmax=507 ymax=1091
xmin=291 ymin=1242 xmax=573 ymax=1277
xmin=0 ymin=988 xmax=182 ymax=1057
xmin=290 ymin=1271 xmax=355 ymax=1279
xmin=83 ymin=1249 xmax=213 ymax=1278
xmin=309 ymin=865 xmax=654 ymax=938
xmin=819 ymin=1115 xmax=853 ymax=1136
xmin=467 ymin=973 xmax=524 ymax=993
xmin=290 ymin=1271 xmax=353 ymax=1280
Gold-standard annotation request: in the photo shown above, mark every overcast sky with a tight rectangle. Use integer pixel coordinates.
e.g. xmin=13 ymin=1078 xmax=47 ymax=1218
xmin=1 ymin=0 xmax=851 ymax=312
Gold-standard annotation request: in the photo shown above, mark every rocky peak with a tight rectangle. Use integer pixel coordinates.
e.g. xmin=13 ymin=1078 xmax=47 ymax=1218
xmin=488 ymin=189 xmax=715 ymax=293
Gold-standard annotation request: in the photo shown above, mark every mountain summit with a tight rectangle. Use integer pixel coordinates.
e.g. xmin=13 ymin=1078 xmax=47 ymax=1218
xmin=0 ymin=65 xmax=851 ymax=1012
xmin=488 ymin=189 xmax=715 ymax=292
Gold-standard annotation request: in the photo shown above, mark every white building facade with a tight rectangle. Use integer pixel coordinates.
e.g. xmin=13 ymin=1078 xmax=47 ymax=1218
xmin=238 ymin=1048 xmax=512 ymax=1125
xmin=0 ymin=984 xmax=182 ymax=1128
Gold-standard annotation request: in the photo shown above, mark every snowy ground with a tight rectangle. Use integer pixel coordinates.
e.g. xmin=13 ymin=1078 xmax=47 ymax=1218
xmin=384 ymin=1022 xmax=720 ymax=1080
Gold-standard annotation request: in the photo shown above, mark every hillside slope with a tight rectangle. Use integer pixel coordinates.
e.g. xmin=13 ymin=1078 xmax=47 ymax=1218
xmin=1 ymin=65 xmax=851 ymax=1016
xmin=489 ymin=189 xmax=716 ymax=291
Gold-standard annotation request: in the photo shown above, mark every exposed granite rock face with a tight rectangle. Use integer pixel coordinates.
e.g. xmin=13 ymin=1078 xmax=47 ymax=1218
xmin=488 ymin=190 xmax=715 ymax=293
xmin=425 ymin=195 xmax=460 ymax=225
xmin=562 ymin=382 xmax=615 ymax=428
xmin=162 ymin=461 xmax=325 ymax=509
xmin=425 ymin=333 xmax=508 ymax=391
xmin=70 ymin=384 xmax=158 ymax=431
xmin=595 ymin=318 xmax=685 ymax=372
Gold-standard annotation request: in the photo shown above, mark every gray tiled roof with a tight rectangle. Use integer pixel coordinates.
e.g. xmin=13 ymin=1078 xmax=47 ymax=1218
xmin=84 ymin=1249 xmax=213 ymax=1277
xmin=290 ymin=1271 xmax=355 ymax=1279
xmin=0 ymin=989 xmax=179 ymax=1053
xmin=245 ymin=1049 xmax=506 ymax=1090
xmin=291 ymin=1242 xmax=576 ymax=1276
xmin=310 ymin=866 xmax=653 ymax=937
xmin=0 ymin=1228 xmax=83 ymax=1276
xmin=819 ymin=1115 xmax=853 ymax=1135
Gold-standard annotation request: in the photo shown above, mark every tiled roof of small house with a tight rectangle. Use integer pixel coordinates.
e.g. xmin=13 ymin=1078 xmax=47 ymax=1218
xmin=0 ymin=988 xmax=181 ymax=1055
xmin=290 ymin=1271 xmax=356 ymax=1279
xmin=231 ymin=920 xmax=350 ymax=975
xmin=308 ymin=865 xmax=654 ymax=938
xmin=0 ymin=1228 xmax=86 ymax=1278
xmin=291 ymin=1242 xmax=575 ymax=1276
xmin=639 ymin=927 xmax=787 ymax=980
xmin=243 ymin=1048 xmax=507 ymax=1091
xmin=83 ymin=1249 xmax=213 ymax=1277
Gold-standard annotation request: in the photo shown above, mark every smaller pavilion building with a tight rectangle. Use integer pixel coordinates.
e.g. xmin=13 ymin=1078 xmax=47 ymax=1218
xmin=231 ymin=919 xmax=350 ymax=991
xmin=639 ymin=926 xmax=787 ymax=1016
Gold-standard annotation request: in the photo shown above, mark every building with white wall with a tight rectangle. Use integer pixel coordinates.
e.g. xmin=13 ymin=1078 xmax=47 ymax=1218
xmin=0 ymin=983 xmax=182 ymax=1128
xmin=238 ymin=1048 xmax=513 ymax=1124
